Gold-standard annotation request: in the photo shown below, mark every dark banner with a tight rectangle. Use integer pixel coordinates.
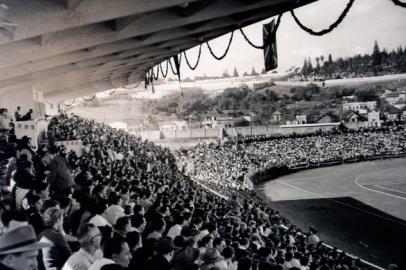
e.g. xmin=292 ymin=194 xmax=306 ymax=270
xmin=263 ymin=20 xmax=278 ymax=71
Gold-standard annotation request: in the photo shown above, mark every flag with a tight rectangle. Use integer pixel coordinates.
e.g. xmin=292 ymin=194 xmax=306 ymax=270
xmin=173 ymin=55 xmax=181 ymax=82
xmin=263 ymin=20 xmax=278 ymax=71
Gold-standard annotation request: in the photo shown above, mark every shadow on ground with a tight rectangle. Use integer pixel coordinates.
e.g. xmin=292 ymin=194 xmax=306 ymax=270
xmin=258 ymin=193 xmax=406 ymax=269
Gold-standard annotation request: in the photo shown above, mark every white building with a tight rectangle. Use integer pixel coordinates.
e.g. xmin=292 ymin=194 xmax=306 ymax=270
xmin=109 ymin=121 xmax=128 ymax=131
xmin=342 ymin=101 xmax=377 ymax=112
xmin=367 ymin=110 xmax=381 ymax=127
xmin=272 ymin=111 xmax=282 ymax=122
xmin=382 ymin=89 xmax=406 ymax=105
xmin=158 ymin=121 xmax=188 ymax=131
xmin=286 ymin=114 xmax=307 ymax=125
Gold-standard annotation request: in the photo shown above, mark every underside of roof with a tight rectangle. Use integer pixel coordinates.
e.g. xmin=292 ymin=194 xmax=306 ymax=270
xmin=0 ymin=0 xmax=316 ymax=102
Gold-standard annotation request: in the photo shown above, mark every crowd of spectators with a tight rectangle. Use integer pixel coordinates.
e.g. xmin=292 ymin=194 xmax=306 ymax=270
xmin=0 ymin=113 xmax=401 ymax=270
xmin=176 ymin=127 xmax=406 ymax=197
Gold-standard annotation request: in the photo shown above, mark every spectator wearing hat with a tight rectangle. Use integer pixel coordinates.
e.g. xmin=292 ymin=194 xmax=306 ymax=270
xmin=147 ymin=237 xmax=174 ymax=270
xmin=172 ymin=246 xmax=200 ymax=270
xmin=62 ymin=223 xmax=102 ymax=270
xmin=201 ymin=248 xmax=228 ymax=270
xmin=39 ymin=207 xmax=72 ymax=270
xmin=0 ymin=225 xmax=51 ymax=270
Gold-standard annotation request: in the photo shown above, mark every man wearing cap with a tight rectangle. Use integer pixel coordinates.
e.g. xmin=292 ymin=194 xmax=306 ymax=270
xmin=0 ymin=225 xmax=51 ymax=270
xmin=147 ymin=237 xmax=174 ymax=270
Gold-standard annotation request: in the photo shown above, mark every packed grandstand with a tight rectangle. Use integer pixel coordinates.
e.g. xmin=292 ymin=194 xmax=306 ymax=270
xmin=0 ymin=113 xmax=405 ymax=270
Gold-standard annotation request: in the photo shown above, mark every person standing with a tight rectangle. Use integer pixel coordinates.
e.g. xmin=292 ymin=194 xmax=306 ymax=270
xmin=14 ymin=107 xmax=21 ymax=122
xmin=47 ymin=146 xmax=74 ymax=199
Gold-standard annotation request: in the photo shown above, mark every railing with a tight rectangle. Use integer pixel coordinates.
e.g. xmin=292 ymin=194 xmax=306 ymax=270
xmin=250 ymin=152 xmax=406 ymax=184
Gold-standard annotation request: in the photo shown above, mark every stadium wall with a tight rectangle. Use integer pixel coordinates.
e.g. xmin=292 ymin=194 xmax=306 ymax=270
xmin=249 ymin=152 xmax=406 ymax=185
xmin=132 ymin=124 xmax=337 ymax=141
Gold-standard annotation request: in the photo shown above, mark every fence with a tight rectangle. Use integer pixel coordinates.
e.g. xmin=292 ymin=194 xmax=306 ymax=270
xmin=250 ymin=152 xmax=406 ymax=185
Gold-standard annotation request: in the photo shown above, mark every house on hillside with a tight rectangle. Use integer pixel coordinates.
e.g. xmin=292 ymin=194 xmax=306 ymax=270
xmin=272 ymin=111 xmax=282 ymax=122
xmin=158 ymin=121 xmax=188 ymax=131
xmin=285 ymin=114 xmax=307 ymax=125
xmin=393 ymin=99 xmax=406 ymax=110
xmin=367 ymin=110 xmax=381 ymax=127
xmin=313 ymin=113 xmax=340 ymax=124
xmin=342 ymin=101 xmax=377 ymax=112
xmin=382 ymin=88 xmax=406 ymax=105
xmin=342 ymin=111 xmax=368 ymax=128
xmin=216 ymin=116 xmax=234 ymax=128
xmin=384 ymin=106 xmax=402 ymax=122
xmin=202 ymin=111 xmax=234 ymax=128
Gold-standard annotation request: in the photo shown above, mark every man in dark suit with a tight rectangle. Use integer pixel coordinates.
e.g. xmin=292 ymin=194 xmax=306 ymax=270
xmin=146 ymin=237 xmax=174 ymax=270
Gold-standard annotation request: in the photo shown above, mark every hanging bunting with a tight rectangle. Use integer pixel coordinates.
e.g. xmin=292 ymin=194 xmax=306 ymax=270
xmin=263 ymin=19 xmax=278 ymax=71
xmin=173 ymin=55 xmax=181 ymax=82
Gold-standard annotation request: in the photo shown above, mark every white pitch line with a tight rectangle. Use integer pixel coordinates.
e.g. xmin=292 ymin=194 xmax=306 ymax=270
xmin=355 ymin=176 xmax=406 ymax=201
xmin=274 ymin=180 xmax=406 ymax=226
xmin=375 ymin=185 xmax=406 ymax=195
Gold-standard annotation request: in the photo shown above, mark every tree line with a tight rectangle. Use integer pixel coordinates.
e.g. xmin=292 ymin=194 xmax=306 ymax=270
xmin=299 ymin=41 xmax=406 ymax=80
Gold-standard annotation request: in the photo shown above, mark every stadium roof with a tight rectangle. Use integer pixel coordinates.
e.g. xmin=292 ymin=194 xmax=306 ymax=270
xmin=0 ymin=0 xmax=316 ymax=102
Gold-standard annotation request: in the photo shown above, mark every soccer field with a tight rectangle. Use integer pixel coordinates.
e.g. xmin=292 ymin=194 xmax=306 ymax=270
xmin=257 ymin=158 xmax=406 ymax=269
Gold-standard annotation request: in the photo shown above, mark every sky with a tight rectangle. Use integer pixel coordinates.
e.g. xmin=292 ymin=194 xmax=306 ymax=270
xmin=174 ymin=0 xmax=406 ymax=78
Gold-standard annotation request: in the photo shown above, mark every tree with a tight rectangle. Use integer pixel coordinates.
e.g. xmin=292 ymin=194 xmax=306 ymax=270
xmin=307 ymin=57 xmax=313 ymax=73
xmin=222 ymin=69 xmax=230 ymax=78
xmin=250 ymin=67 xmax=259 ymax=76
xmin=328 ymin=54 xmax=333 ymax=64
xmin=315 ymin=56 xmax=320 ymax=72
xmin=372 ymin=40 xmax=382 ymax=66
xmin=261 ymin=68 xmax=267 ymax=75
xmin=302 ymin=58 xmax=308 ymax=76
xmin=233 ymin=67 xmax=239 ymax=77
xmin=243 ymin=71 xmax=249 ymax=77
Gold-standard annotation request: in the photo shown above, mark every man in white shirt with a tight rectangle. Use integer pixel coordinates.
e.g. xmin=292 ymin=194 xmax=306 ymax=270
xmin=63 ymin=223 xmax=102 ymax=270
xmin=167 ymin=213 xmax=185 ymax=239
